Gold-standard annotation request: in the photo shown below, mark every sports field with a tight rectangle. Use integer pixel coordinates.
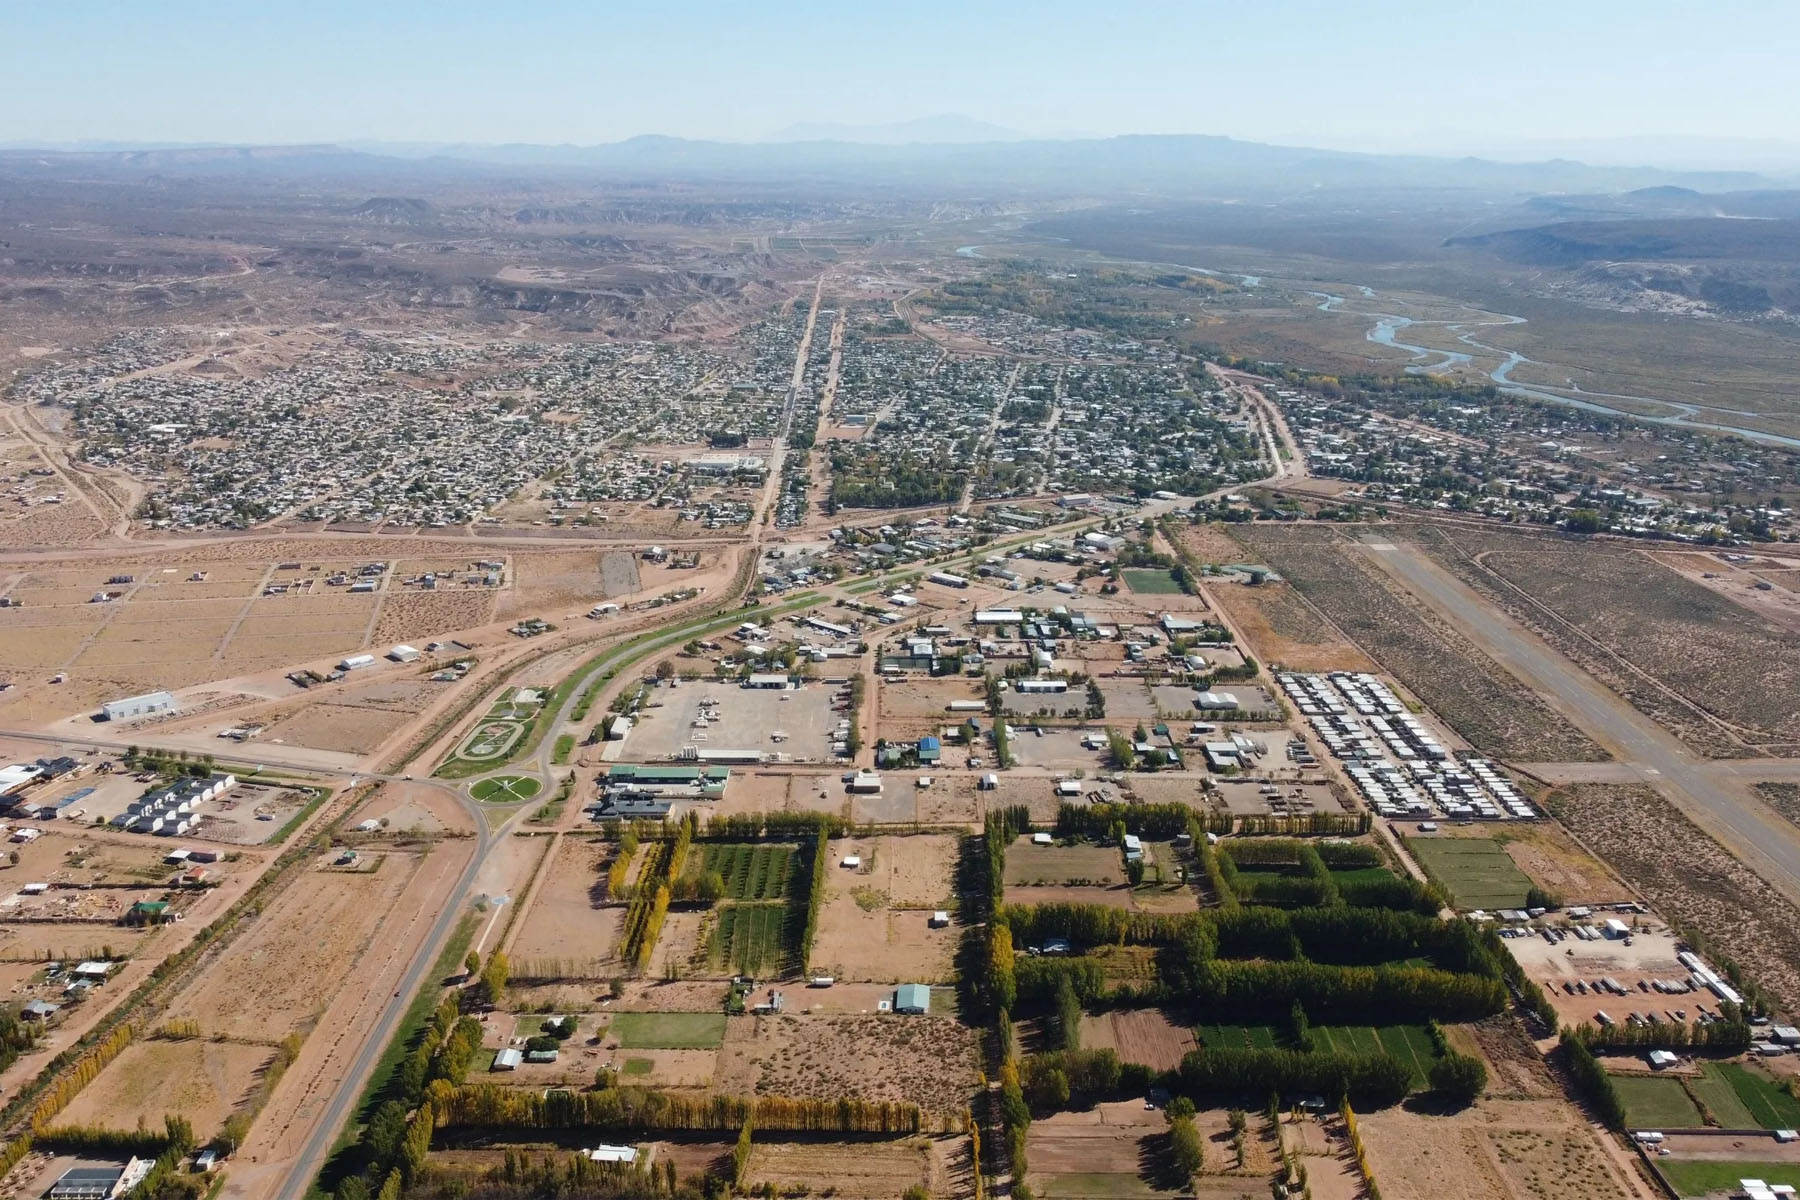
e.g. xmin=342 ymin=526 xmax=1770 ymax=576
xmin=1121 ymin=568 xmax=1185 ymax=595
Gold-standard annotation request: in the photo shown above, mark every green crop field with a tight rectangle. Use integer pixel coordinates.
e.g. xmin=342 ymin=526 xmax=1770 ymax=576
xmin=1312 ymin=1025 xmax=1439 ymax=1088
xmin=1613 ymin=1074 xmax=1704 ymax=1130
xmin=1330 ymin=866 xmax=1401 ymax=887
xmin=1404 ymin=836 xmax=1533 ymax=909
xmin=1194 ymin=1024 xmax=1279 ymax=1051
xmin=609 ymin=1012 xmax=728 ymax=1050
xmin=1711 ymin=1061 xmax=1800 ymax=1128
xmin=1687 ymin=1062 xmax=1760 ymax=1128
xmin=691 ymin=842 xmax=796 ymax=901
xmin=708 ymin=903 xmax=791 ymax=976
xmin=1659 ymin=1161 xmax=1800 ymax=1198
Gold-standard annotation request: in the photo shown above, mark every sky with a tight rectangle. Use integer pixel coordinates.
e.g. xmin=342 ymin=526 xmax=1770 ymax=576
xmin=5 ymin=0 xmax=1799 ymax=165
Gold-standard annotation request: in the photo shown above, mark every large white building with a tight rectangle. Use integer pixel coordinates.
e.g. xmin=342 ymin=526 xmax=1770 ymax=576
xmin=100 ymin=691 xmax=175 ymax=722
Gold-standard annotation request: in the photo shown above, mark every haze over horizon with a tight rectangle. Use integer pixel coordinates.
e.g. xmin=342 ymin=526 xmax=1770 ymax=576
xmin=5 ymin=0 xmax=1799 ymax=172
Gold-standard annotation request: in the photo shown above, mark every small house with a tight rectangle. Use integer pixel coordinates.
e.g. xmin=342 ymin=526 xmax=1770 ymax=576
xmin=894 ymin=983 xmax=931 ymax=1014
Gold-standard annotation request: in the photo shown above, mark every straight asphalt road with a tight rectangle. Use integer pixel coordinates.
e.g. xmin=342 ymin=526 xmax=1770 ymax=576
xmin=1361 ymin=537 xmax=1800 ymax=907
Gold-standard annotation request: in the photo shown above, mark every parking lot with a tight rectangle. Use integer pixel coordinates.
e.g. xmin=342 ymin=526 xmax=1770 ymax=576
xmin=627 ymin=678 xmax=843 ymax=762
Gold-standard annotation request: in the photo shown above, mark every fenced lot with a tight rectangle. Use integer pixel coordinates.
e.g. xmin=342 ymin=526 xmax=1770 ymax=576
xmin=1405 ymin=835 xmax=1533 ymax=909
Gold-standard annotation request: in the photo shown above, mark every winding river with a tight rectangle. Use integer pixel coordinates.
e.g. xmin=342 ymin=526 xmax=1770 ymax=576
xmin=1309 ymin=292 xmax=1800 ymax=448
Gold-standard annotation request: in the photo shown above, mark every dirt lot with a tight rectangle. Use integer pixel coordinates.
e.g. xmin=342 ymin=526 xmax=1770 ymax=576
xmin=746 ymin=1137 xmax=957 ymax=1200
xmin=715 ymin=1012 xmax=978 ymax=1114
xmin=809 ymin=835 xmax=960 ymax=983
xmin=1550 ymin=783 xmax=1800 ymax=1010
xmin=1232 ymin=525 xmax=1605 ymax=762
xmin=1079 ymin=1008 xmax=1198 ymax=1072
xmin=506 ymin=837 xmax=621 ymax=977
xmin=1028 ymin=1101 xmax=1280 ymax=1200
xmin=57 ymin=1036 xmax=273 ymax=1138
xmin=1360 ymin=1092 xmax=1640 ymax=1200
xmin=165 ymin=849 xmax=422 ymax=1039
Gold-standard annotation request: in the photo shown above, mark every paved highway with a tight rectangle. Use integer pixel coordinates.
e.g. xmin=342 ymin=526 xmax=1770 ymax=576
xmin=1361 ymin=537 xmax=1800 ymax=907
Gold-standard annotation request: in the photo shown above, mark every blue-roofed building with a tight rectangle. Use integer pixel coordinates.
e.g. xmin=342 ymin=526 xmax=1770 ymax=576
xmin=916 ymin=736 xmax=942 ymax=764
xmin=893 ymin=983 xmax=931 ymax=1014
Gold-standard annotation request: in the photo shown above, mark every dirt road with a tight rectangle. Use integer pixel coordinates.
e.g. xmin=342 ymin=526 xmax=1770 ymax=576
xmin=1359 ymin=535 xmax=1800 ymax=909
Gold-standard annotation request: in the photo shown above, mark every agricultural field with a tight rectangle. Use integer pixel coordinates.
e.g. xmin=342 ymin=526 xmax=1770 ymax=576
xmin=1193 ymin=1023 xmax=1438 ymax=1088
xmin=686 ymin=842 xmax=795 ymax=901
xmin=1405 ymin=836 xmax=1536 ymax=910
xmin=701 ymin=903 xmax=791 ymax=977
xmin=744 ymin=1138 xmax=951 ymax=1200
xmin=1027 ymin=1101 xmax=1279 ymax=1200
xmin=1614 ymin=1074 xmax=1705 ymax=1129
xmin=1690 ymin=1061 xmax=1800 ymax=1129
xmin=1442 ymin=821 xmax=1633 ymax=906
xmin=1078 ymin=1008 xmax=1198 ymax=1073
xmin=715 ymin=1013 xmax=979 ymax=1113
xmin=1549 ymin=783 xmax=1800 ymax=1010
xmin=1233 ymin=525 xmax=1605 ymax=761
xmin=1403 ymin=524 xmax=1800 ymax=755
xmin=1659 ymin=1160 xmax=1800 ymax=1198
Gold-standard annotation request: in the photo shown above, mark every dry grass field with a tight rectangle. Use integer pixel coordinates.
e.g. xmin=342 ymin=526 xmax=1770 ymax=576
xmin=1232 ymin=525 xmax=1605 ymax=761
xmin=1550 ymin=783 xmax=1800 ymax=1009
xmin=507 ymin=837 xmax=621 ymax=976
xmin=56 ymin=1037 xmax=272 ymax=1139
xmin=164 ymin=850 xmax=422 ymax=1040
xmin=715 ymin=1013 xmax=978 ymax=1114
xmin=748 ymin=1138 xmax=961 ymax=1200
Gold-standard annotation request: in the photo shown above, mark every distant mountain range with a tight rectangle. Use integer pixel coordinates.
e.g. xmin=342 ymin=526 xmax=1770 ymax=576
xmin=0 ymin=133 xmax=1778 ymax=196
xmin=763 ymin=114 xmax=1029 ymax=144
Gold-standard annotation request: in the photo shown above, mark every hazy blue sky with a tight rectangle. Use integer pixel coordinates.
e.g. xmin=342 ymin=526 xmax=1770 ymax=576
xmin=5 ymin=0 xmax=1797 ymax=161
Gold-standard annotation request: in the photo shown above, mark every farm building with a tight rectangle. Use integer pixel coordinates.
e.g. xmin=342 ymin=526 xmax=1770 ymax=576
xmin=1197 ymin=691 xmax=1241 ymax=711
xmin=606 ymin=715 xmax=633 ymax=740
xmin=492 ymin=1048 xmax=522 ymax=1070
xmin=21 ymin=1000 xmax=59 ymax=1021
xmin=974 ymin=609 xmax=1026 ymax=625
xmin=1122 ymin=834 xmax=1144 ymax=862
xmin=927 ymin=571 xmax=969 ymax=588
xmin=894 ymin=984 xmax=931 ymax=1014
xmin=48 ymin=1162 xmax=150 ymax=1200
xmin=100 ymin=690 xmax=176 ymax=722
xmin=585 ymin=1146 xmax=641 ymax=1165
xmin=847 ymin=771 xmax=883 ymax=794
xmin=339 ymin=654 xmax=377 ymax=671
xmin=388 ymin=644 xmax=421 ymax=663
xmin=0 ymin=764 xmax=44 ymax=798
xmin=744 ymin=673 xmax=793 ymax=690
xmin=1015 ymin=678 xmax=1068 ymax=694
